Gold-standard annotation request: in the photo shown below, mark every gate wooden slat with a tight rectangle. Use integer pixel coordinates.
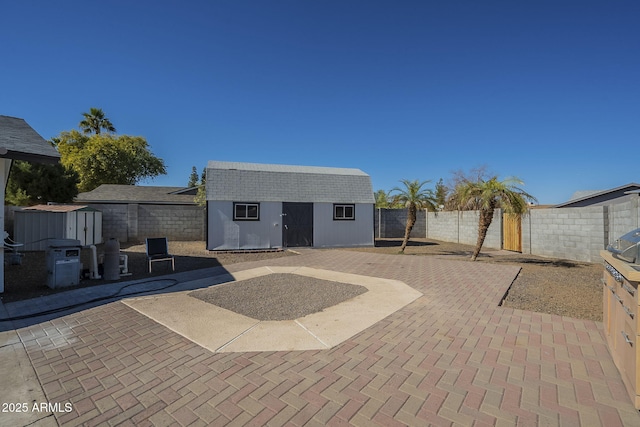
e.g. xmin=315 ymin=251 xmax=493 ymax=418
xmin=503 ymin=213 xmax=522 ymax=252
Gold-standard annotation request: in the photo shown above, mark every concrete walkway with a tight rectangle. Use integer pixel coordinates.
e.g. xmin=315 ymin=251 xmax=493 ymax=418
xmin=1 ymin=250 xmax=639 ymax=426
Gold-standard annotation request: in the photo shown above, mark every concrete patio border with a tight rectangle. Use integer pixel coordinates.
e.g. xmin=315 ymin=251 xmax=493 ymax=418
xmin=123 ymin=266 xmax=423 ymax=352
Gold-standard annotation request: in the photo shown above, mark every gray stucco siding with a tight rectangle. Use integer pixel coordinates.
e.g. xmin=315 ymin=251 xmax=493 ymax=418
xmin=207 ymin=201 xmax=282 ymax=250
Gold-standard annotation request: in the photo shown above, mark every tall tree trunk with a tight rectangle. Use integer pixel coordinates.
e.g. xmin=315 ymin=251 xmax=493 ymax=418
xmin=471 ymin=208 xmax=494 ymax=261
xmin=400 ymin=204 xmax=417 ymax=253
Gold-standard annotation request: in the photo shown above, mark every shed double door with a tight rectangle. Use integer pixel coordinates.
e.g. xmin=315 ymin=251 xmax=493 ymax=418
xmin=282 ymin=203 xmax=313 ymax=247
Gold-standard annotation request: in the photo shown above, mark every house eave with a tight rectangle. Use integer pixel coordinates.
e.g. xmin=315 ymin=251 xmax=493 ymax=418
xmin=0 ymin=151 xmax=60 ymax=164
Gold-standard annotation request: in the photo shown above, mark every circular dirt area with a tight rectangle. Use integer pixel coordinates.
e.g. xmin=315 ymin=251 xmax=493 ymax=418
xmin=189 ymin=273 xmax=368 ymax=321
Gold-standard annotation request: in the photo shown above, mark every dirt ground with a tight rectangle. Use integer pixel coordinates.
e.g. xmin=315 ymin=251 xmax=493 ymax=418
xmin=350 ymin=239 xmax=603 ymax=321
xmin=2 ymin=239 xmax=603 ymax=321
xmin=2 ymin=241 xmax=295 ymax=303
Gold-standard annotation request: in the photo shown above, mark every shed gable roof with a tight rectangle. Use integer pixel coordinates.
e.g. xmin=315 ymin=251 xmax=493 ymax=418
xmin=23 ymin=204 xmax=97 ymax=213
xmin=0 ymin=115 xmax=60 ymax=163
xmin=207 ymin=161 xmax=374 ymax=203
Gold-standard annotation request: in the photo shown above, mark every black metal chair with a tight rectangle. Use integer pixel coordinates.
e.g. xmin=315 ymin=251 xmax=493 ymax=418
xmin=145 ymin=237 xmax=175 ymax=273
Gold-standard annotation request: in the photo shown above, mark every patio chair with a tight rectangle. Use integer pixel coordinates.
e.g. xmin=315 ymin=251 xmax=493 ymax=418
xmin=145 ymin=237 xmax=175 ymax=273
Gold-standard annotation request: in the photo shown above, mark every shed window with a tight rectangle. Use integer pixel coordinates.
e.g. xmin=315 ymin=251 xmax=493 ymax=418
xmin=334 ymin=204 xmax=355 ymax=220
xmin=234 ymin=203 xmax=260 ymax=220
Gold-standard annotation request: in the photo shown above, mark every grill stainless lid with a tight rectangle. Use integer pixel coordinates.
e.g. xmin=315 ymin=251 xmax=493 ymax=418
xmin=607 ymin=228 xmax=640 ymax=264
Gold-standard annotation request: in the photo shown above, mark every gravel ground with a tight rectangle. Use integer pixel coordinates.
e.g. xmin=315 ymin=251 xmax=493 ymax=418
xmin=190 ymin=273 xmax=367 ymax=321
xmin=2 ymin=239 xmax=604 ymax=322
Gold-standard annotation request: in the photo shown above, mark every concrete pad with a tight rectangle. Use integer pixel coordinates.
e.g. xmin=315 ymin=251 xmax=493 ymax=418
xmin=231 ymin=266 xmax=276 ymax=281
xmin=220 ymin=320 xmax=329 ymax=352
xmin=265 ymin=266 xmax=304 ymax=274
xmin=298 ymin=279 xmax=422 ymax=347
xmin=123 ymin=267 xmax=422 ymax=353
xmin=123 ymin=294 xmax=259 ymax=352
xmin=0 ymin=330 xmax=56 ymax=427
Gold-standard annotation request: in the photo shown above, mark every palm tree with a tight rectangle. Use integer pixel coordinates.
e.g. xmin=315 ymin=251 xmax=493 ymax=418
xmin=451 ymin=176 xmax=536 ymax=261
xmin=79 ymin=108 xmax=116 ymax=134
xmin=391 ymin=179 xmax=436 ymax=253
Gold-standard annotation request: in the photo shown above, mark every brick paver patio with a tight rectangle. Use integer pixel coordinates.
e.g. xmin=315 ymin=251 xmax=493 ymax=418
xmin=4 ymin=250 xmax=640 ymax=426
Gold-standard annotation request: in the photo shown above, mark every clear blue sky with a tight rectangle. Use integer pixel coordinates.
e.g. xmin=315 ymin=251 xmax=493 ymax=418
xmin=2 ymin=1 xmax=638 ymax=204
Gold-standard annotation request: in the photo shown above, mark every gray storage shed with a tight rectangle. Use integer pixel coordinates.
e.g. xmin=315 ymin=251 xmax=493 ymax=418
xmin=14 ymin=204 xmax=103 ymax=250
xmin=206 ymin=161 xmax=375 ymax=250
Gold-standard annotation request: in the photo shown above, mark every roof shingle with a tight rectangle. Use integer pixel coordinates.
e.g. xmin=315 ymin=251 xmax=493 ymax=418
xmin=206 ymin=161 xmax=374 ymax=203
xmin=0 ymin=115 xmax=60 ymax=163
xmin=76 ymin=184 xmax=196 ymax=204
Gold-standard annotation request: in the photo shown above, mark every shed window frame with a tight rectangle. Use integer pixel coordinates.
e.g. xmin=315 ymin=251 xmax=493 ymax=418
xmin=334 ymin=204 xmax=355 ymax=220
xmin=233 ymin=202 xmax=260 ymax=221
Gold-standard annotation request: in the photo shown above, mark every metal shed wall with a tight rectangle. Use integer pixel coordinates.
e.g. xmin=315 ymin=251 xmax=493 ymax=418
xmin=207 ymin=201 xmax=282 ymax=250
xmin=206 ymin=201 xmax=375 ymax=250
xmin=313 ymin=203 xmax=374 ymax=248
xmin=14 ymin=210 xmax=103 ymax=250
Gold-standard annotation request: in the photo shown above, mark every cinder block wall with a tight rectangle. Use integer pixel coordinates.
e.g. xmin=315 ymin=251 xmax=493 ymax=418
xmin=86 ymin=204 xmax=128 ymax=241
xmin=84 ymin=203 xmax=205 ymax=243
xmin=426 ymin=211 xmax=459 ymax=242
xmin=521 ymin=206 xmax=606 ymax=262
xmin=456 ymin=210 xmax=502 ymax=249
xmin=374 ymin=208 xmax=426 ymax=238
xmin=609 ymin=199 xmax=639 ymax=245
xmin=375 ymin=208 xmax=501 ymax=249
xmin=138 ymin=205 xmax=205 ymax=241
xmin=424 ymin=210 xmax=502 ymax=249
xmin=356 ymin=197 xmax=640 ymax=262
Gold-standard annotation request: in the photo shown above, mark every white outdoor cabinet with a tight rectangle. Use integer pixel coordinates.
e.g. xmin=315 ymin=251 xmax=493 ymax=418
xmin=14 ymin=205 xmax=103 ymax=250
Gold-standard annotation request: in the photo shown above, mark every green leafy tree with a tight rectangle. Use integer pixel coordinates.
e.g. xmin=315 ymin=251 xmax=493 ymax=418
xmin=390 ymin=179 xmax=436 ymax=253
xmin=188 ymin=166 xmax=199 ymax=187
xmin=435 ymin=178 xmax=448 ymax=210
xmin=194 ymin=167 xmax=207 ymax=206
xmin=6 ymin=160 xmax=78 ymax=205
xmin=450 ymin=175 xmax=536 ymax=261
xmin=57 ymin=130 xmax=166 ymax=192
xmin=374 ymin=189 xmax=391 ymax=208
xmin=79 ymin=107 xmax=116 ymax=135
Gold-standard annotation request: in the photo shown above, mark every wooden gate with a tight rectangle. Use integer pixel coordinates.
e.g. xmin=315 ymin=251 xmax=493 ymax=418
xmin=503 ymin=213 xmax=522 ymax=252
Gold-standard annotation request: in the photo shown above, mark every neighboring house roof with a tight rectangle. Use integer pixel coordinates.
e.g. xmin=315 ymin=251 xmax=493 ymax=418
xmin=22 ymin=204 xmax=97 ymax=212
xmin=0 ymin=115 xmax=60 ymax=163
xmin=568 ymin=190 xmax=601 ymax=201
xmin=555 ymin=183 xmax=640 ymax=208
xmin=168 ymin=186 xmax=201 ymax=196
xmin=207 ymin=160 xmax=375 ymax=203
xmin=76 ymin=184 xmax=196 ymax=204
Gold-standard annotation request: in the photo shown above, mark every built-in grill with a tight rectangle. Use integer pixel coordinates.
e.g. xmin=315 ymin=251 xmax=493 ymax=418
xmin=607 ymin=228 xmax=640 ymax=264
xmin=602 ymin=231 xmax=640 ymax=408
